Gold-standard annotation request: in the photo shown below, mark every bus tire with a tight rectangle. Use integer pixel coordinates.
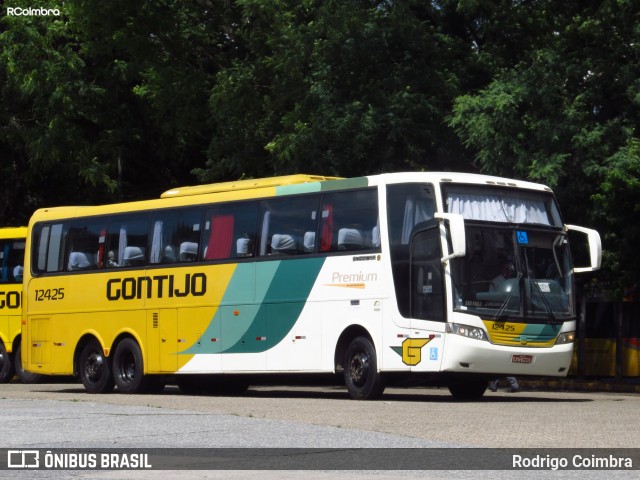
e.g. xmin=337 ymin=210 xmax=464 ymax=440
xmin=343 ymin=336 xmax=385 ymax=400
xmin=79 ymin=340 xmax=115 ymax=394
xmin=448 ymin=379 xmax=487 ymax=401
xmin=15 ymin=342 xmax=44 ymax=384
xmin=0 ymin=342 xmax=15 ymax=383
xmin=112 ymin=338 xmax=146 ymax=394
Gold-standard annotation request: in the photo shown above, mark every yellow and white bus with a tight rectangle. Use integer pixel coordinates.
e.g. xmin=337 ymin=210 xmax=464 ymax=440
xmin=22 ymin=173 xmax=601 ymax=399
xmin=0 ymin=226 xmax=41 ymax=383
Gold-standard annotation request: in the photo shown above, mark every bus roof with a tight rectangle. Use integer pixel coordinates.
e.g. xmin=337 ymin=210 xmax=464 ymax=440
xmin=28 ymin=172 xmax=554 ymax=224
xmin=374 ymin=172 xmax=552 ymax=192
xmin=161 ymin=174 xmax=343 ymax=198
xmin=0 ymin=226 xmax=27 ymax=239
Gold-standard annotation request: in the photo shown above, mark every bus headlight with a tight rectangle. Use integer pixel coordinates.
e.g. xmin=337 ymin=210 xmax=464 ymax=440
xmin=555 ymin=331 xmax=575 ymax=345
xmin=446 ymin=323 xmax=488 ymax=341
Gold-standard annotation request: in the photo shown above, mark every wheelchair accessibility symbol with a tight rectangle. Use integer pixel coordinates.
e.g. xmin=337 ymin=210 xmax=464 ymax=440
xmin=516 ymin=231 xmax=529 ymax=244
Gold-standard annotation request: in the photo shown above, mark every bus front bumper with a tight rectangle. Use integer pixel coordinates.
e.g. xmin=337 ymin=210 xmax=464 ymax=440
xmin=438 ymin=334 xmax=573 ymax=377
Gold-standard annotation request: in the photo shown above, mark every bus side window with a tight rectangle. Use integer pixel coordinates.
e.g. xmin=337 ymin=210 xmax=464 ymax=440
xmin=411 ymin=227 xmax=444 ymax=321
xmin=321 ymin=189 xmax=379 ymax=252
xmin=148 ymin=209 xmax=201 ymax=264
xmin=105 ymin=216 xmax=149 ymax=268
xmin=66 ymin=222 xmax=104 ymax=271
xmin=258 ymin=196 xmax=319 ymax=257
xmin=33 ymin=224 xmax=67 ymax=274
xmin=0 ymin=239 xmax=25 ymax=283
xmin=203 ymin=202 xmax=259 ymax=261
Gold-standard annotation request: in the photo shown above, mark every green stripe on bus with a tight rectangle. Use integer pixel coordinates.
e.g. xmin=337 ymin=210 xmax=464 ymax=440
xmin=276 ymin=177 xmax=369 ymax=196
xmin=184 ymin=257 xmax=325 ymax=354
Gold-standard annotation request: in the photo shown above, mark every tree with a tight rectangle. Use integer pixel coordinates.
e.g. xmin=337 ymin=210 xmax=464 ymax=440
xmin=198 ymin=0 xmax=474 ymax=181
xmin=449 ymin=0 xmax=640 ymax=294
xmin=0 ymin=0 xmax=238 ymax=219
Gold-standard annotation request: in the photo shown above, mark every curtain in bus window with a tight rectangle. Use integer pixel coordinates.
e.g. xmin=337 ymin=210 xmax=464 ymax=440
xmin=260 ymin=211 xmax=271 ymax=255
xmin=37 ymin=226 xmax=49 ymax=273
xmin=150 ymin=221 xmax=163 ymax=263
xmin=447 ymin=193 xmax=550 ymax=225
xmin=118 ymin=226 xmax=127 ymax=265
xmin=371 ymin=217 xmax=381 ymax=247
xmin=401 ymin=198 xmax=433 ymax=244
xmin=97 ymin=229 xmax=106 ymax=268
xmin=205 ymin=215 xmax=234 ymax=260
xmin=320 ymin=204 xmax=333 ymax=252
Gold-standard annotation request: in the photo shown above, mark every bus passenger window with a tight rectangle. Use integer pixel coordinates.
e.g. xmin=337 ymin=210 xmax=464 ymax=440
xmin=320 ymin=189 xmax=379 ymax=252
xmin=149 ymin=208 xmax=201 ymax=264
xmin=259 ymin=196 xmax=320 ymax=257
xmin=32 ymin=224 xmax=66 ymax=274
xmin=66 ymin=223 xmax=104 ymax=271
xmin=106 ymin=216 xmax=148 ymax=268
xmin=203 ymin=202 xmax=259 ymax=261
xmin=0 ymin=237 xmax=26 ymax=283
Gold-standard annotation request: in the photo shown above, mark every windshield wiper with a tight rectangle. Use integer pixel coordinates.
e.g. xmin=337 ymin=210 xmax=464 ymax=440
xmin=523 ymin=249 xmax=558 ymax=326
xmin=493 ymin=272 xmax=522 ymax=321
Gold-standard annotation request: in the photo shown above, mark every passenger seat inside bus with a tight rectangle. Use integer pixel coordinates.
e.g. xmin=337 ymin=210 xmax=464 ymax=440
xmin=337 ymin=226 xmax=381 ymax=251
xmin=122 ymin=246 xmax=145 ymax=266
xmin=303 ymin=231 xmax=315 ymax=252
xmin=163 ymin=245 xmax=177 ymax=263
xmin=179 ymin=242 xmax=198 ymax=262
xmin=68 ymin=251 xmax=95 ymax=270
xmin=270 ymin=234 xmax=299 ymax=254
xmin=236 ymin=237 xmax=253 ymax=257
xmin=338 ymin=228 xmax=368 ymax=250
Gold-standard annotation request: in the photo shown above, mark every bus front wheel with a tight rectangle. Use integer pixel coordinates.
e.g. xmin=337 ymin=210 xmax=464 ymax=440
xmin=79 ymin=340 xmax=115 ymax=394
xmin=0 ymin=342 xmax=15 ymax=383
xmin=343 ymin=336 xmax=385 ymax=400
xmin=112 ymin=338 xmax=146 ymax=394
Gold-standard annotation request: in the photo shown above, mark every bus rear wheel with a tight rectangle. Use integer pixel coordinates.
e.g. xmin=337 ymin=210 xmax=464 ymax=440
xmin=343 ymin=336 xmax=385 ymax=400
xmin=113 ymin=338 xmax=147 ymax=394
xmin=0 ymin=342 xmax=15 ymax=383
xmin=79 ymin=340 xmax=115 ymax=393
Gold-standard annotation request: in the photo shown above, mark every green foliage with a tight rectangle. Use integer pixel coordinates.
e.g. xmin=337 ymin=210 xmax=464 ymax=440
xmin=200 ymin=0 xmax=471 ymax=180
xmin=592 ymin=139 xmax=640 ymax=292
xmin=448 ymin=0 xmax=640 ymax=294
xmin=1 ymin=0 xmax=639 ymax=292
xmin=1 ymin=0 xmax=236 ymax=210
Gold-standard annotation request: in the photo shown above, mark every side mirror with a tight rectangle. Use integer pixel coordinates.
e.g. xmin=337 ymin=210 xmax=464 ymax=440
xmin=434 ymin=213 xmax=466 ymax=263
xmin=566 ymin=224 xmax=602 ymax=272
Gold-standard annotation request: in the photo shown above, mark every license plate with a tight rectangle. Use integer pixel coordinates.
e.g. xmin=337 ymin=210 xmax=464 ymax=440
xmin=512 ymin=354 xmax=533 ymax=364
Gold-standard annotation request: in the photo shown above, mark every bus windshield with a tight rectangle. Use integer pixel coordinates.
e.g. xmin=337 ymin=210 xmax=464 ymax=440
xmin=451 ymin=226 xmax=574 ymax=321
